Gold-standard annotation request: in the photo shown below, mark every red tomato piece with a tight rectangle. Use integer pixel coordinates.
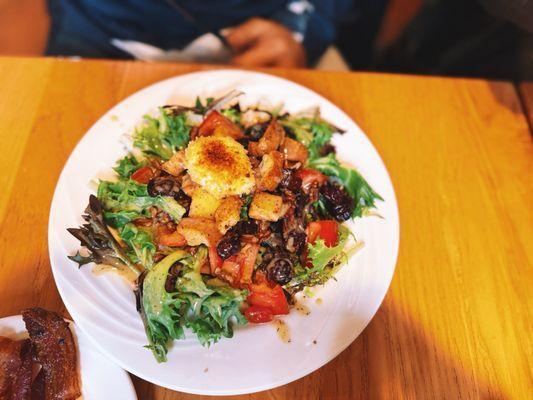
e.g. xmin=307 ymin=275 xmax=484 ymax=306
xmin=198 ymin=110 xmax=244 ymax=139
xmin=245 ymin=306 xmax=274 ymax=323
xmin=296 ymin=168 xmax=327 ymax=191
xmin=307 ymin=220 xmax=339 ymax=247
xmin=131 ymin=166 xmax=154 ymax=184
xmin=248 ymin=282 xmax=289 ymax=315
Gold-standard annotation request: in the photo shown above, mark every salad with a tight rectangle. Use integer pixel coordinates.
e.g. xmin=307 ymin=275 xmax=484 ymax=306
xmin=67 ymin=91 xmax=382 ymax=362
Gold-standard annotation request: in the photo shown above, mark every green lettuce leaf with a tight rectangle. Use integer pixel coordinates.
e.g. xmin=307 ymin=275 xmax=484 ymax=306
xmin=281 ymin=116 xmax=333 ymax=160
xmin=220 ymin=108 xmax=241 ymax=124
xmin=133 ymin=108 xmax=191 ymax=159
xmin=308 ymin=154 xmax=383 ymax=218
xmin=119 ymin=223 xmax=156 ymax=269
xmin=97 ymin=179 xmax=185 ymax=228
xmin=113 ymin=154 xmax=145 ymax=179
xmin=285 ymin=225 xmax=354 ymax=293
xmin=141 ymin=248 xmax=247 ymax=362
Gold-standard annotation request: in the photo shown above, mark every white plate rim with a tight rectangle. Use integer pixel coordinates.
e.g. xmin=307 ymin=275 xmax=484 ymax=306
xmin=48 ymin=69 xmax=400 ymax=395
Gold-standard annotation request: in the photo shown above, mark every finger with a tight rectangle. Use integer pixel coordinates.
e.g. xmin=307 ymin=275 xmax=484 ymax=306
xmin=224 ymin=18 xmax=269 ymax=52
xmin=231 ymin=41 xmax=282 ymax=67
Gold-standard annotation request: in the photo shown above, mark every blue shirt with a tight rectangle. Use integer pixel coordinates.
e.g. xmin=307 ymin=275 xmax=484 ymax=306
xmin=46 ymin=0 xmax=352 ymax=65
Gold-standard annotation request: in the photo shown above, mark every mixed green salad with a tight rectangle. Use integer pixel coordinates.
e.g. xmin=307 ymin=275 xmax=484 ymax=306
xmin=68 ymin=91 xmax=382 ymax=362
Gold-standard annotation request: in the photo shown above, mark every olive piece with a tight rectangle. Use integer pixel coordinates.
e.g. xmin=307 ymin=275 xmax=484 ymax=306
xmin=266 ymin=257 xmax=293 ymax=285
xmin=147 ymin=176 xmax=179 ymax=197
xmin=173 ymin=190 xmax=191 ymax=214
xmin=216 ymin=230 xmax=241 ymax=259
xmin=164 ymin=261 xmax=183 ymax=293
xmin=320 ymin=182 xmax=354 ymax=222
xmin=285 ymin=230 xmax=306 ymax=254
xmin=237 ymin=138 xmax=251 ymax=148
xmin=245 ymin=123 xmax=268 ymax=140
xmin=319 ymin=143 xmax=336 ymax=156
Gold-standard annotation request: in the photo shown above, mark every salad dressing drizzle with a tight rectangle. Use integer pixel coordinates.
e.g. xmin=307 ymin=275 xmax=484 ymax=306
xmin=273 ymin=319 xmax=290 ymax=343
xmin=295 ymin=303 xmax=311 ymax=316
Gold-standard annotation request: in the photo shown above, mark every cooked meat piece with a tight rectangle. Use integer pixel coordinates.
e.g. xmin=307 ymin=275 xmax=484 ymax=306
xmin=31 ymin=369 xmax=46 ymax=400
xmin=161 ymin=150 xmax=186 ymax=176
xmin=248 ymin=119 xmax=284 ymax=157
xmin=197 ymin=110 xmax=244 ymax=140
xmin=248 ymin=192 xmax=287 ymax=222
xmin=21 ymin=308 xmax=81 ymax=400
xmin=0 ymin=337 xmax=33 ymax=400
xmin=256 ymin=151 xmax=283 ymax=192
xmin=177 ymin=217 xmax=222 ymax=247
xmin=280 ymin=137 xmax=308 ymax=164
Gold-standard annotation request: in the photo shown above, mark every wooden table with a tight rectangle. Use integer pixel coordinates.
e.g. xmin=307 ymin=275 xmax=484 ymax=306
xmin=0 ymin=57 xmax=531 ymax=399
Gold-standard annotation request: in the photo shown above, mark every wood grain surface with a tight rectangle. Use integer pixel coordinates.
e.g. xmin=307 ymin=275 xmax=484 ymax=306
xmin=0 ymin=57 xmax=531 ymax=399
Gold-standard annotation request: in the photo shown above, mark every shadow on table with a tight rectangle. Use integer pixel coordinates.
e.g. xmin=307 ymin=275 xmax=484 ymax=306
xmin=131 ymin=296 xmax=507 ymax=399
xmin=486 ymin=81 xmax=528 ymax=118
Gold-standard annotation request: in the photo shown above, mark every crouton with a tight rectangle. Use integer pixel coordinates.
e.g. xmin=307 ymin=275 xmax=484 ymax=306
xmin=189 ymin=188 xmax=222 ymax=218
xmin=248 ymin=192 xmax=286 ymax=221
xmin=214 ymin=196 xmax=243 ymax=233
xmin=257 ymin=151 xmax=283 ymax=191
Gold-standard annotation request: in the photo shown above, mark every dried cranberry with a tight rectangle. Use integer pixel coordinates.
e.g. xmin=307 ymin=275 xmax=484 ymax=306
xmin=320 ymin=182 xmax=354 ymax=222
xmin=280 ymin=169 xmax=302 ymax=193
xmin=216 ymin=230 xmax=241 ymax=259
xmin=236 ymin=220 xmax=258 ymax=235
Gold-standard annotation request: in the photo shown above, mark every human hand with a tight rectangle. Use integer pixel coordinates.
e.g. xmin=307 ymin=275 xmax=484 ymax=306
xmin=225 ymin=18 xmax=306 ymax=68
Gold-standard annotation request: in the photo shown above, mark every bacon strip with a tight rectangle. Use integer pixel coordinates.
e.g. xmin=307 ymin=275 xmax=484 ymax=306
xmin=22 ymin=308 xmax=81 ymax=400
xmin=0 ymin=336 xmax=33 ymax=400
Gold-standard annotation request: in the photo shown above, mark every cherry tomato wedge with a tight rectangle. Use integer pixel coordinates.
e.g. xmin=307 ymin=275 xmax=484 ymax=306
xmin=296 ymin=168 xmax=327 ymax=191
xmin=307 ymin=220 xmax=339 ymax=247
xmin=131 ymin=166 xmax=154 ymax=184
xmin=248 ymin=281 xmax=289 ymax=315
xmin=198 ymin=110 xmax=244 ymax=139
xmin=245 ymin=306 xmax=274 ymax=323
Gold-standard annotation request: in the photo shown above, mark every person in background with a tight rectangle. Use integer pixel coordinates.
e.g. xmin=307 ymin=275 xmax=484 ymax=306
xmin=376 ymin=0 xmax=533 ymax=80
xmin=45 ymin=0 xmax=352 ymax=68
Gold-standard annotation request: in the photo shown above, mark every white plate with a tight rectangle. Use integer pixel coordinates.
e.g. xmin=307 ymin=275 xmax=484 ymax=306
xmin=0 ymin=315 xmax=137 ymax=399
xmin=49 ymin=70 xmax=399 ymax=395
